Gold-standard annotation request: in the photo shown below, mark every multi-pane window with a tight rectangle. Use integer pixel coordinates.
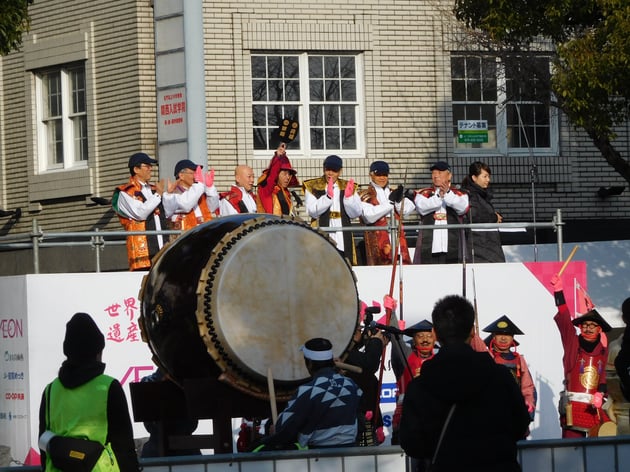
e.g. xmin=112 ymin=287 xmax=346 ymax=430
xmin=451 ymin=56 xmax=499 ymax=149
xmin=451 ymin=54 xmax=556 ymax=155
xmin=505 ymin=57 xmax=551 ymax=149
xmin=252 ymin=55 xmax=300 ymax=150
xmin=37 ymin=64 xmax=88 ymax=170
xmin=308 ymin=55 xmax=357 ymax=151
xmin=251 ymin=53 xmax=362 ymax=156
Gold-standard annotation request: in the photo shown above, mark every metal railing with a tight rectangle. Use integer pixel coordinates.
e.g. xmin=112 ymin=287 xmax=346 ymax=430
xmin=0 ymin=209 xmax=565 ymax=274
xmin=3 ymin=435 xmax=630 ymax=472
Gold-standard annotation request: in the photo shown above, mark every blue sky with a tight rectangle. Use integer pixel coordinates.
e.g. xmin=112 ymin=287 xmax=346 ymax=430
xmin=505 ymin=240 xmax=630 ymax=326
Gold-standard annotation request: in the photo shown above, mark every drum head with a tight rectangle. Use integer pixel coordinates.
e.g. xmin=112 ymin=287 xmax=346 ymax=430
xmin=196 ymin=217 xmax=359 ymax=394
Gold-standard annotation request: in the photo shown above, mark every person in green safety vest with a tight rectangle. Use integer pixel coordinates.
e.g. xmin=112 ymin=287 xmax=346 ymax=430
xmin=38 ymin=313 xmax=140 ymax=471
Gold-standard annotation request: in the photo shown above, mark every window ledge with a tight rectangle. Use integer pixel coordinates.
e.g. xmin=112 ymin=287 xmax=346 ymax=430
xmin=29 ymin=167 xmax=92 ymax=202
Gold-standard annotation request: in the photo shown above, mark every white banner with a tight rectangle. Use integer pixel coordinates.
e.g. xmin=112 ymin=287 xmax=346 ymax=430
xmin=1 ymin=262 xmax=578 ymax=463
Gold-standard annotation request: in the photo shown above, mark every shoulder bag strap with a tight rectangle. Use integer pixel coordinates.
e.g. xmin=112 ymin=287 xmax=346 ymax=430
xmin=431 ymin=404 xmax=456 ymax=466
xmin=46 ymin=383 xmax=51 ymax=430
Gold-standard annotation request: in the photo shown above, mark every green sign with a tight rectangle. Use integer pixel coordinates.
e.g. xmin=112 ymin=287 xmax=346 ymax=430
xmin=458 ymin=120 xmax=488 ymax=143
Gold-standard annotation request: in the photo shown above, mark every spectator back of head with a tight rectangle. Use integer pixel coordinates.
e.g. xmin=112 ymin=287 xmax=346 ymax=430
xmin=431 ymin=295 xmax=475 ymax=346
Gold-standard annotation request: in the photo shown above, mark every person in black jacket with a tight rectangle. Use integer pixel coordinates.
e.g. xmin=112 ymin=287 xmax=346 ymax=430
xmin=341 ymin=324 xmax=388 ymax=445
xmin=139 ymin=369 xmax=201 ymax=458
xmin=614 ymin=298 xmax=630 ymax=404
xmin=461 ymin=161 xmax=506 ymax=263
xmin=399 ymin=295 xmax=530 ymax=472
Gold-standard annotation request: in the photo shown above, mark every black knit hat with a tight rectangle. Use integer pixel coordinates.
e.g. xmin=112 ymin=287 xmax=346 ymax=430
xmin=63 ymin=313 xmax=105 ymax=360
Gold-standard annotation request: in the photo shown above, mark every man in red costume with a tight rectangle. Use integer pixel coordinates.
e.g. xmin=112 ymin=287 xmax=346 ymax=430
xmin=400 ymin=320 xmax=437 ymax=391
xmin=359 ymin=160 xmax=415 ymax=265
xmin=258 ymin=159 xmax=297 ymax=216
xmin=550 ymin=273 xmax=612 ymax=437
xmin=482 ymin=316 xmax=536 ymax=424
xmin=391 ymin=320 xmax=436 ymax=444
xmin=256 ymin=142 xmax=299 ymax=215
xmin=219 ymin=165 xmax=257 ymax=215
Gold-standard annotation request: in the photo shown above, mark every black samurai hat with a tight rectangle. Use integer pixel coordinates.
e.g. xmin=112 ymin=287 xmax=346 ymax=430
xmin=405 ymin=319 xmax=433 ymax=334
xmin=482 ymin=315 xmax=524 ymax=336
xmin=572 ymin=309 xmax=612 ymax=333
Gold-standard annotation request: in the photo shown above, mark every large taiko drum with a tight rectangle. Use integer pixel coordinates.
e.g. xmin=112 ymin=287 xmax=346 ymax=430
xmin=138 ymin=214 xmax=359 ymax=400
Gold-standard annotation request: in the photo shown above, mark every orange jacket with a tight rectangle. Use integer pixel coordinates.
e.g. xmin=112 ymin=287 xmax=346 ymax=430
xmin=112 ymin=177 xmax=164 ymax=271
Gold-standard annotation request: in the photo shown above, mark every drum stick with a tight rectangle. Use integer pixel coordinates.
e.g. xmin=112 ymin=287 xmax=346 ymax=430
xmin=267 ymin=367 xmax=278 ymax=424
xmin=334 ymin=361 xmax=363 ymax=374
xmin=558 ymin=245 xmax=579 ymax=277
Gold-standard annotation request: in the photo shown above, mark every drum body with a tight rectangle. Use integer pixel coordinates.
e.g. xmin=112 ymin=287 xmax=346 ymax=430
xmin=139 ymin=214 xmax=359 ymax=399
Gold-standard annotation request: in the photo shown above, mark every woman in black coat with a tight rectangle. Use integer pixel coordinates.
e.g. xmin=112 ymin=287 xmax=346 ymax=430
xmin=461 ymin=161 xmax=506 ymax=263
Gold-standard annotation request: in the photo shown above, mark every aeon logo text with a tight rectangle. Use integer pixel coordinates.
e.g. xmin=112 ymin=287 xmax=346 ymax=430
xmin=0 ymin=319 xmax=23 ymax=338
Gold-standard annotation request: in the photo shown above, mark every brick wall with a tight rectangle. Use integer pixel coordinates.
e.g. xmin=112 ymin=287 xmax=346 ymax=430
xmin=0 ymin=0 xmax=157 ymax=236
xmin=0 ymin=0 xmax=628 ymax=274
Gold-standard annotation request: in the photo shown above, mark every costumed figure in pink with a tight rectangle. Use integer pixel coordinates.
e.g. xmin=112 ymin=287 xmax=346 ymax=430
xmin=391 ymin=320 xmax=436 ymax=444
xmin=256 ymin=142 xmax=299 ymax=216
xmin=551 ymin=273 xmax=612 ymax=438
xmin=482 ymin=315 xmax=537 ymax=429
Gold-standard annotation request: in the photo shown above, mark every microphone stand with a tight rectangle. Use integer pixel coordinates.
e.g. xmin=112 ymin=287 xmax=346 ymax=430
xmin=515 ymin=102 xmax=539 ymax=262
xmin=529 ymin=162 xmax=539 ymax=262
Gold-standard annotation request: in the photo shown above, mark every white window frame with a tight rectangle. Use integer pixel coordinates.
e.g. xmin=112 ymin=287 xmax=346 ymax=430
xmin=251 ymin=52 xmax=365 ymax=160
xmin=451 ymin=54 xmax=558 ymax=157
xmin=35 ymin=63 xmax=88 ymax=172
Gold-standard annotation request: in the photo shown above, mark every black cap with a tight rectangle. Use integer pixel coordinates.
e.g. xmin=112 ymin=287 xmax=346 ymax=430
xmin=300 ymin=337 xmax=334 ymax=361
xmin=174 ymin=159 xmax=199 ymax=177
xmin=430 ymin=161 xmax=451 ymax=172
xmin=323 ymin=155 xmax=343 ymax=171
xmin=482 ymin=315 xmax=524 ymax=336
xmin=572 ymin=309 xmax=612 ymax=332
xmin=369 ymin=160 xmax=390 ymax=176
xmin=406 ymin=319 xmax=433 ymax=333
xmin=63 ymin=313 xmax=105 ymax=361
xmin=128 ymin=152 xmax=158 ymax=170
